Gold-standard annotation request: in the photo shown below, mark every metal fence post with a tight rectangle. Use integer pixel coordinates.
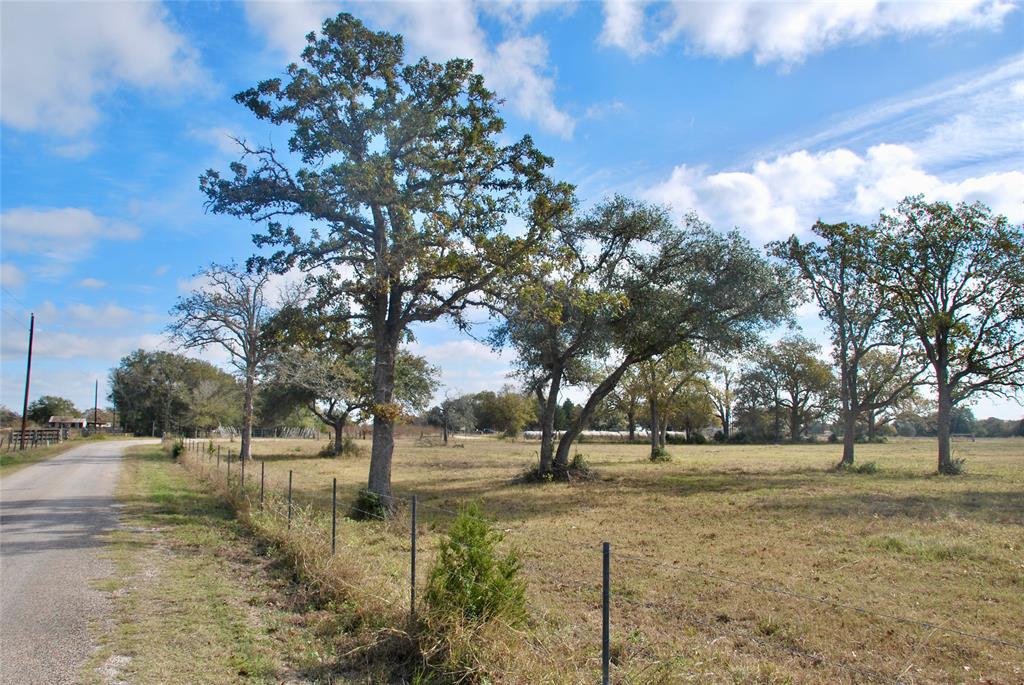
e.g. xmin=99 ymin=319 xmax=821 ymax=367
xmin=411 ymin=494 xmax=418 ymax=618
xmin=331 ymin=478 xmax=337 ymax=555
xmin=260 ymin=461 xmax=265 ymax=510
xmin=602 ymin=541 xmax=611 ymax=685
xmin=227 ymin=453 xmax=231 ymax=482
xmin=287 ymin=470 xmax=293 ymax=528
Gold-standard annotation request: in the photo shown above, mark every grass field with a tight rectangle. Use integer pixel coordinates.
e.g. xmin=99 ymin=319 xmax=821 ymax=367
xmin=186 ymin=435 xmax=1024 ymax=684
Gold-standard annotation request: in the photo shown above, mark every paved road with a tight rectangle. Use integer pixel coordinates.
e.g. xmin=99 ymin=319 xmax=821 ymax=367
xmin=1 ymin=440 xmax=156 ymax=684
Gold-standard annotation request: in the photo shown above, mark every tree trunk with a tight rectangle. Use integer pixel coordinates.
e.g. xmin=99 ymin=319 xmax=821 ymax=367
xmin=442 ymin=420 xmax=448 ymax=445
xmin=789 ymin=404 xmax=801 ymax=443
xmin=332 ymin=414 xmax=348 ymax=456
xmin=367 ymin=333 xmax=398 ymax=502
xmin=936 ymin=363 xmax=953 ymax=473
xmin=241 ymin=365 xmax=255 ymax=461
xmin=721 ymin=406 xmax=730 ymax=440
xmin=867 ymin=412 xmax=877 ymax=442
xmin=627 ymin=409 xmax=636 ymax=442
xmin=538 ymin=372 xmax=562 ymax=474
xmin=649 ymin=402 xmax=660 ymax=458
xmin=659 ymin=421 xmax=667 ymax=448
xmin=839 ymin=409 xmax=856 ymax=467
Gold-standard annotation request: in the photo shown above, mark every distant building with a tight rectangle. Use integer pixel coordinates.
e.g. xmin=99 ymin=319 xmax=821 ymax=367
xmin=48 ymin=416 xmax=87 ymax=429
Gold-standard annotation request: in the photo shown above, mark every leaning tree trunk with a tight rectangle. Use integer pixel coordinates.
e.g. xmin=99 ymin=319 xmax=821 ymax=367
xmin=240 ymin=365 xmax=255 ymax=461
xmin=367 ymin=332 xmax=398 ymax=502
xmin=554 ymin=361 xmax=633 ymax=469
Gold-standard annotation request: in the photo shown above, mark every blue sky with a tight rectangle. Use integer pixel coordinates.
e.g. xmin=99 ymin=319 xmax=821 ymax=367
xmin=1 ymin=0 xmax=1022 ymax=420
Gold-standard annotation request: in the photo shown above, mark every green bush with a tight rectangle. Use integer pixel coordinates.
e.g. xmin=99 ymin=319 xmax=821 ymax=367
xmin=649 ymin=445 xmax=671 ymax=462
xmin=424 ymin=502 xmax=526 ymax=626
xmin=940 ymin=458 xmax=967 ymax=475
xmin=349 ymin=488 xmax=387 ymax=520
xmin=835 ymin=460 xmax=879 ymax=474
xmin=171 ymin=440 xmax=184 ymax=460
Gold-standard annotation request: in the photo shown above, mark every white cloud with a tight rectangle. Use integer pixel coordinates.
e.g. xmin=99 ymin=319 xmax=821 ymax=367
xmin=0 ymin=328 xmax=169 ymax=362
xmin=599 ymin=0 xmax=653 ymax=54
xmin=243 ymin=0 xmax=575 ymax=138
xmin=0 ymin=1 xmax=203 ymax=135
xmin=644 ymin=144 xmax=1024 ymax=243
xmin=65 ymin=303 xmax=137 ymax=328
xmin=600 ymin=1 xmax=1017 ymax=64
xmin=0 ymin=208 xmax=142 ymax=262
xmin=76 ymin=278 xmax=106 ymax=289
xmin=1 ymin=262 xmax=26 ymax=289
xmin=408 ymin=339 xmax=504 ymax=365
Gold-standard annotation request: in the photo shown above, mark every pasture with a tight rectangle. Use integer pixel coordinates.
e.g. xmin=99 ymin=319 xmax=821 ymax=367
xmin=193 ymin=435 xmax=1024 ymax=684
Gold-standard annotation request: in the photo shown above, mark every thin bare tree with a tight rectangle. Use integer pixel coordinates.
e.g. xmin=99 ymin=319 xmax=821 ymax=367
xmin=169 ymin=262 xmax=278 ymax=461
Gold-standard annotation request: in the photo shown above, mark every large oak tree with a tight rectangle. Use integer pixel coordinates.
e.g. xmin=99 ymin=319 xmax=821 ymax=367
xmin=201 ymin=14 xmax=571 ymax=501
xmin=496 ymin=198 xmax=793 ymax=474
xmin=874 ymin=197 xmax=1024 ymax=473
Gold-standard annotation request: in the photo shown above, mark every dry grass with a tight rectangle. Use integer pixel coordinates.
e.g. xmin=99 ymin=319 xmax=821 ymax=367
xmin=185 ymin=435 xmax=1024 ymax=684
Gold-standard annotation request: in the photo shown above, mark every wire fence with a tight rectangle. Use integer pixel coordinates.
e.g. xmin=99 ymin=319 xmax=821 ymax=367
xmin=175 ymin=438 xmax=1023 ymax=684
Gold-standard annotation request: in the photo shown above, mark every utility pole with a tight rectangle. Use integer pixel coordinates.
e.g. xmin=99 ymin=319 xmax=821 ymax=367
xmin=19 ymin=313 xmax=34 ymax=451
xmin=93 ymin=380 xmax=99 ymax=433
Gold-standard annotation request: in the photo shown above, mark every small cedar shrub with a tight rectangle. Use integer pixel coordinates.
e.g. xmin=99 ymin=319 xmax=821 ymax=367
xmin=424 ymin=502 xmax=526 ymax=626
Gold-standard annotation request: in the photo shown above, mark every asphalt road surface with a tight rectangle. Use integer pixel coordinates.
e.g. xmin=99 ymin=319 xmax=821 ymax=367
xmin=1 ymin=439 xmax=156 ymax=684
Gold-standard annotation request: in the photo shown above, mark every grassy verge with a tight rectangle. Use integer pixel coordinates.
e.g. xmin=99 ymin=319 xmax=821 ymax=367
xmin=0 ymin=434 xmax=116 ymax=477
xmin=82 ymin=444 xmax=361 ymax=685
